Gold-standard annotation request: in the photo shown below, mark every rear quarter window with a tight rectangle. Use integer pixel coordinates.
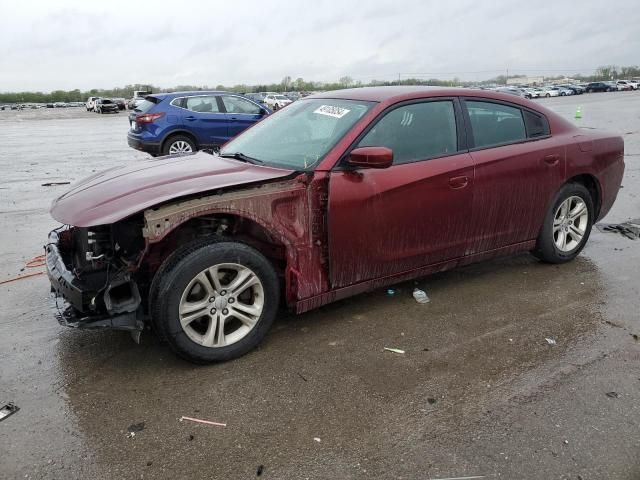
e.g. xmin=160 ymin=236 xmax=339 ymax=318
xmin=523 ymin=110 xmax=550 ymax=138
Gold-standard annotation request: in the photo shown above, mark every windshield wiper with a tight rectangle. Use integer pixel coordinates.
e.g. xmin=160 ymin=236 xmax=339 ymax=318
xmin=219 ymin=152 xmax=264 ymax=165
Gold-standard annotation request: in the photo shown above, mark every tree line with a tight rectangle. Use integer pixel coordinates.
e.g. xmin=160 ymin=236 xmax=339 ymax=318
xmin=1 ymin=65 xmax=638 ymax=104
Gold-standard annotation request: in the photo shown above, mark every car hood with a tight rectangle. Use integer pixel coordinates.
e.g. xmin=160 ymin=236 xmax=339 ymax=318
xmin=50 ymin=152 xmax=295 ymax=227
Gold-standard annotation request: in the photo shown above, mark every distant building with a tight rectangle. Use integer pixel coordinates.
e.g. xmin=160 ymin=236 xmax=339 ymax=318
xmin=507 ymin=76 xmax=544 ymax=86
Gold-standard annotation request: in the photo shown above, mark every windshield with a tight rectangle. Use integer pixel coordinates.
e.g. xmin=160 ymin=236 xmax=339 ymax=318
xmin=220 ymin=98 xmax=375 ymax=170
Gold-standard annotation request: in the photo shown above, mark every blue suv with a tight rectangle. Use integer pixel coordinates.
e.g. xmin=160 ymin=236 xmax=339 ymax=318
xmin=127 ymin=91 xmax=269 ymax=156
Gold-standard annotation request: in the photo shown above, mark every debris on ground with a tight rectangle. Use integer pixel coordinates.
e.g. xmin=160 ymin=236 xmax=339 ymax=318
xmin=427 ymin=398 xmax=437 ymax=404
xmin=386 ymin=289 xmax=396 ymax=296
xmin=41 ymin=181 xmax=71 ymax=187
xmin=427 ymin=476 xmax=485 ymax=480
xmin=313 ymin=437 xmax=321 ymax=443
xmin=0 ymin=403 xmax=20 ymax=422
xmin=605 ymin=391 xmax=620 ymax=398
xmin=630 ymin=333 xmax=639 ymax=341
xmin=256 ymin=465 xmax=264 ymax=476
xmin=412 ymin=288 xmax=430 ymax=304
xmin=128 ymin=422 xmax=145 ymax=433
xmin=384 ymin=347 xmax=405 ymax=354
xmin=596 ymin=220 xmax=640 ymax=240
xmin=126 ymin=432 xmax=136 ymax=439
xmin=0 ymin=271 xmax=44 ymax=285
xmin=179 ymin=416 xmax=226 ymax=427
xmin=545 ymin=338 xmax=557 ymax=346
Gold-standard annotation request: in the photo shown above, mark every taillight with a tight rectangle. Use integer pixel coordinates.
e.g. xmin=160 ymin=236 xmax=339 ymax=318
xmin=135 ymin=112 xmax=165 ymax=124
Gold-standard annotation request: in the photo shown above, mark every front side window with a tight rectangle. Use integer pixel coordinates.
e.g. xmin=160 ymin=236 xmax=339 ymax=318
xmin=220 ymin=98 xmax=374 ymax=170
xmin=357 ymin=101 xmax=458 ymax=165
xmin=221 ymin=95 xmax=262 ymax=114
xmin=466 ymin=100 xmax=526 ymax=148
xmin=185 ymin=96 xmax=220 ymax=113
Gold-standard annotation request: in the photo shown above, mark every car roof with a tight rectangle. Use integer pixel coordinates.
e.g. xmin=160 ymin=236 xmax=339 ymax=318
xmin=307 ymin=86 xmax=549 ymax=109
xmin=150 ymin=90 xmax=230 ymax=99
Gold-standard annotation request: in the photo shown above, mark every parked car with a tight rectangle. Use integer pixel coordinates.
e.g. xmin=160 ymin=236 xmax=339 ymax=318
xmin=522 ymin=88 xmax=539 ymax=99
xmin=95 ymin=98 xmax=119 ymax=114
xmin=616 ymin=80 xmax=639 ymax=90
xmin=586 ymin=82 xmax=616 ymax=93
xmin=243 ymin=92 xmax=267 ymax=106
xmin=86 ymin=96 xmax=99 ymax=111
xmin=548 ymin=86 xmax=573 ymax=96
xmin=559 ymin=84 xmax=585 ymax=95
xmin=47 ymin=86 xmax=625 ymax=363
xmin=537 ymin=86 xmax=560 ymax=97
xmin=263 ymin=94 xmax=292 ymax=110
xmin=114 ymin=98 xmax=127 ymax=110
xmin=494 ymin=87 xmax=527 ymax=98
xmin=127 ymin=91 xmax=269 ymax=156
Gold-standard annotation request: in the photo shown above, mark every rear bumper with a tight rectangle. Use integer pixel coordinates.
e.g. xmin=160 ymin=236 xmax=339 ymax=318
xmin=46 ymin=230 xmax=143 ymax=331
xmin=127 ymin=133 xmax=161 ymax=155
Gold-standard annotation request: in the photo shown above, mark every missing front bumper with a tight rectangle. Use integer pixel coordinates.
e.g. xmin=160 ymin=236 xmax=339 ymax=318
xmin=46 ymin=229 xmax=144 ymax=332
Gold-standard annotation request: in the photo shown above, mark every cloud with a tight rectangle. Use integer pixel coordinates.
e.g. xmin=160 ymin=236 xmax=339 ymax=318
xmin=1 ymin=0 xmax=639 ymax=91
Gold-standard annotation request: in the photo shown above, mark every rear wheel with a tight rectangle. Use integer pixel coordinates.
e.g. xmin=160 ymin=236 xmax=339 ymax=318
xmin=152 ymin=241 xmax=280 ymax=363
xmin=163 ymin=135 xmax=196 ymax=156
xmin=532 ymin=183 xmax=593 ymax=263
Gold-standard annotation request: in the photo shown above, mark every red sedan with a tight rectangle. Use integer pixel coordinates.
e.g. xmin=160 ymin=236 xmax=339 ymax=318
xmin=47 ymin=87 xmax=624 ymax=363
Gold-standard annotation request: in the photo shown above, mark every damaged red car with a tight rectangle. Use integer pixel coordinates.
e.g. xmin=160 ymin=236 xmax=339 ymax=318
xmin=46 ymin=87 xmax=625 ymax=363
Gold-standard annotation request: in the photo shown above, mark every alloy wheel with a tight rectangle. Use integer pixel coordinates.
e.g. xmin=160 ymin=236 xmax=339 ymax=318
xmin=169 ymin=140 xmax=193 ymax=154
xmin=178 ymin=263 xmax=264 ymax=348
xmin=553 ymin=196 xmax=588 ymax=252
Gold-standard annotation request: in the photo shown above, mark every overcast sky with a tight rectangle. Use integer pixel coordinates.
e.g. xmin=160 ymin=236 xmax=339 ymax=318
xmin=1 ymin=0 xmax=639 ymax=91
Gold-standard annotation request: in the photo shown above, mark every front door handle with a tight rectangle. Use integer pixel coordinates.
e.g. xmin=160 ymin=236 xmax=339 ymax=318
xmin=449 ymin=175 xmax=469 ymax=189
xmin=185 ymin=116 xmax=196 ymax=121
xmin=543 ymin=154 xmax=560 ymax=165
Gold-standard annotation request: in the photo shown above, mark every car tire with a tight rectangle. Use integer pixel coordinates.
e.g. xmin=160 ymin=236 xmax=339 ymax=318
xmin=162 ymin=135 xmax=196 ymax=155
xmin=152 ymin=240 xmax=280 ymax=363
xmin=545 ymin=93 xmax=550 ymax=98
xmin=532 ymin=183 xmax=594 ymax=264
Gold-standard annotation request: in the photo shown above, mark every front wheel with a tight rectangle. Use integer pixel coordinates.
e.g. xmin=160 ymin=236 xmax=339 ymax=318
xmin=152 ymin=241 xmax=280 ymax=363
xmin=532 ymin=183 xmax=593 ymax=264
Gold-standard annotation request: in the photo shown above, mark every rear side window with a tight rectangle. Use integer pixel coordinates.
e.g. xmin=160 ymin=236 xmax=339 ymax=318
xmin=185 ymin=96 xmax=220 ymax=113
xmin=358 ymin=101 xmax=458 ymax=165
xmin=466 ymin=100 xmax=526 ymax=148
xmin=523 ymin=110 xmax=550 ymax=138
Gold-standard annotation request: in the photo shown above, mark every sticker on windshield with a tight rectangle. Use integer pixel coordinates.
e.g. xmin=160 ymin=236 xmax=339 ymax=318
xmin=313 ymin=105 xmax=351 ymax=118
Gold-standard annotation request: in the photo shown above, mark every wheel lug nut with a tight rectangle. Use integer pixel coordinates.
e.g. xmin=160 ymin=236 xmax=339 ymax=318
xmin=209 ymin=297 xmax=215 ymax=303
xmin=210 ymin=308 xmax=216 ymax=314
xmin=228 ymin=298 xmax=235 ymax=304
xmin=222 ymin=308 xmax=229 ymax=315
xmin=220 ymin=290 xmax=226 ymax=296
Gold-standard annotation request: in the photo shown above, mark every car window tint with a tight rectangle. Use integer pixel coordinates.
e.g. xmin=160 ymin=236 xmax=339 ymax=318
xmin=523 ymin=110 xmax=549 ymax=138
xmin=185 ymin=96 xmax=220 ymax=113
xmin=467 ymin=101 xmax=526 ymax=148
xmin=221 ymin=96 xmax=261 ymax=114
xmin=357 ymin=101 xmax=457 ymax=165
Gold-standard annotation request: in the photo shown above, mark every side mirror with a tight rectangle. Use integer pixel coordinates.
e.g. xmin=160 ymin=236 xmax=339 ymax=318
xmin=348 ymin=146 xmax=393 ymax=169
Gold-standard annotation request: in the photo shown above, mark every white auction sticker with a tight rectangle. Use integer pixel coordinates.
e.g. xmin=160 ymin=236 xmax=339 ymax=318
xmin=313 ymin=105 xmax=351 ymax=118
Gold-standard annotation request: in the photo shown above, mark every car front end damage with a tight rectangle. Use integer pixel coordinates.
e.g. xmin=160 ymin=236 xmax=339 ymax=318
xmin=46 ymin=221 xmax=146 ymax=333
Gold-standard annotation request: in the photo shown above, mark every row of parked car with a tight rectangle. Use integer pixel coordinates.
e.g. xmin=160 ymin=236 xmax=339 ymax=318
xmin=494 ymin=80 xmax=639 ymax=99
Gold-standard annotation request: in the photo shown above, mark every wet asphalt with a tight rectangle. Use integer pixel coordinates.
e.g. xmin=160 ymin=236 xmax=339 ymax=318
xmin=0 ymin=94 xmax=639 ymax=480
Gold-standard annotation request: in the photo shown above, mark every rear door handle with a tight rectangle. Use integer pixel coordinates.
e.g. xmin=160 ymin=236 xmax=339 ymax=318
xmin=448 ymin=175 xmax=469 ymax=189
xmin=543 ymin=154 xmax=560 ymax=165
xmin=185 ymin=116 xmax=196 ymax=121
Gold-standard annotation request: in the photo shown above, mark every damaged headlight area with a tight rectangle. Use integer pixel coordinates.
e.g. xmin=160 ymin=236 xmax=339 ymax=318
xmin=45 ymin=221 xmax=146 ymax=332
